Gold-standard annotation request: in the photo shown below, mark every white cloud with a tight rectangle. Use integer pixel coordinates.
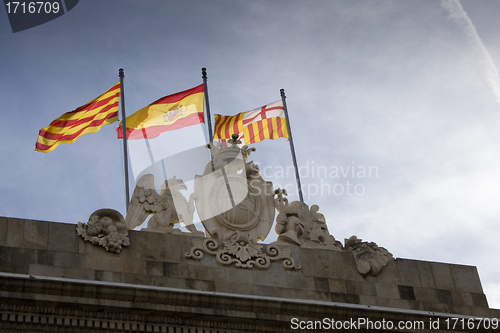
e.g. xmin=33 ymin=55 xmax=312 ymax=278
xmin=484 ymin=283 xmax=500 ymax=310
xmin=441 ymin=0 xmax=500 ymax=109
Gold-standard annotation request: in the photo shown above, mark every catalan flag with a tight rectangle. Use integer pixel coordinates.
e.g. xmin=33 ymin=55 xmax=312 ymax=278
xmin=117 ymin=84 xmax=204 ymax=140
xmin=35 ymin=82 xmax=120 ymax=153
xmin=214 ymin=100 xmax=289 ymax=145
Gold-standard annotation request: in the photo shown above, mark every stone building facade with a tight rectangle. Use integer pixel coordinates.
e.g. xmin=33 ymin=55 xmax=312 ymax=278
xmin=1 ymin=216 xmax=499 ymax=332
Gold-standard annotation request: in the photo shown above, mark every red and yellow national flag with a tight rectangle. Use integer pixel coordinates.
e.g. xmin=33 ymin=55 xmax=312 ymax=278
xmin=35 ymin=82 xmax=120 ymax=153
xmin=117 ymin=84 xmax=204 ymax=140
xmin=214 ymin=100 xmax=289 ymax=145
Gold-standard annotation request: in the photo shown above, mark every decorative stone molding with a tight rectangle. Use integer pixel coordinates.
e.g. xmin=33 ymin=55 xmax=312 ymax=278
xmin=76 ymin=209 xmax=130 ymax=254
xmin=0 ymin=274 xmax=349 ymax=324
xmin=0 ymin=302 xmax=296 ymax=333
xmin=344 ymin=235 xmax=395 ymax=276
xmin=185 ymin=233 xmax=301 ymax=270
xmin=3 ymin=273 xmax=497 ymax=333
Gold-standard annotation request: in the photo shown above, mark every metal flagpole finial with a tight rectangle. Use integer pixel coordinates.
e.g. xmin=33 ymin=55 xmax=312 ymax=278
xmin=119 ymin=68 xmax=124 ymax=78
xmin=280 ymin=88 xmax=285 ymax=97
xmin=202 ymin=67 xmax=207 ymax=79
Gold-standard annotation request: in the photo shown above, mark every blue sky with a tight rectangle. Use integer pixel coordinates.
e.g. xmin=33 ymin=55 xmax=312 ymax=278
xmin=1 ymin=0 xmax=500 ymax=308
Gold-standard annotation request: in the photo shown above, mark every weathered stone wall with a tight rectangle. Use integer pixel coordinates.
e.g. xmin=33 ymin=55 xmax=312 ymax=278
xmin=0 ymin=216 xmax=498 ymax=320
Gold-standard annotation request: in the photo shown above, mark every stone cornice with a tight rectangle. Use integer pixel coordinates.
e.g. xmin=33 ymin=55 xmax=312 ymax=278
xmin=1 ymin=273 xmax=496 ymax=332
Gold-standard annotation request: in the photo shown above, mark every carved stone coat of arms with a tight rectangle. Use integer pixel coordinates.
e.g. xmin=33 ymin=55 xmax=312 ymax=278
xmin=192 ymin=141 xmax=275 ymax=243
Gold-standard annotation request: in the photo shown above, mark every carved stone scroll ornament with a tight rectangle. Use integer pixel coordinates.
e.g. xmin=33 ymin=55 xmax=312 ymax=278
xmin=76 ymin=209 xmax=130 ymax=253
xmin=344 ymin=235 xmax=395 ymax=276
xmin=185 ymin=231 xmax=301 ymax=270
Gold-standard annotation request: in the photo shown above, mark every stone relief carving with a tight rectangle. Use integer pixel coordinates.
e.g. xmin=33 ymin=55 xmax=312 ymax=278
xmin=125 ymin=174 xmax=204 ymax=236
xmin=191 ymin=135 xmax=275 ymax=243
xmin=272 ymin=197 xmax=343 ymax=250
xmin=184 ymin=136 xmax=299 ymax=271
xmin=76 ymin=209 xmax=130 ymax=253
xmin=344 ymin=236 xmax=395 ymax=276
xmin=271 ymin=193 xmax=393 ymax=275
xmin=77 ymin=134 xmax=394 ymax=275
xmin=185 ymin=231 xmax=301 ymax=270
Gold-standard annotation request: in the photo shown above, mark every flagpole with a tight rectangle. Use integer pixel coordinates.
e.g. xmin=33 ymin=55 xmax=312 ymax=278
xmin=119 ymin=68 xmax=130 ymax=211
xmin=202 ymin=68 xmax=213 ymax=145
xmin=280 ymin=89 xmax=304 ymax=203
xmin=142 ymin=131 xmax=169 ymax=182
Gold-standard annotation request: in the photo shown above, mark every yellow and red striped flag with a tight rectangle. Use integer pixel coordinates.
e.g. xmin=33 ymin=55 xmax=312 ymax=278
xmin=214 ymin=100 xmax=289 ymax=145
xmin=35 ymin=82 xmax=120 ymax=153
xmin=117 ymin=84 xmax=204 ymax=140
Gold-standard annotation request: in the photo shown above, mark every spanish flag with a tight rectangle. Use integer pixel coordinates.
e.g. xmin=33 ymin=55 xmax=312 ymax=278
xmin=35 ymin=82 xmax=120 ymax=153
xmin=117 ymin=84 xmax=204 ymax=140
xmin=214 ymin=100 xmax=289 ymax=145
